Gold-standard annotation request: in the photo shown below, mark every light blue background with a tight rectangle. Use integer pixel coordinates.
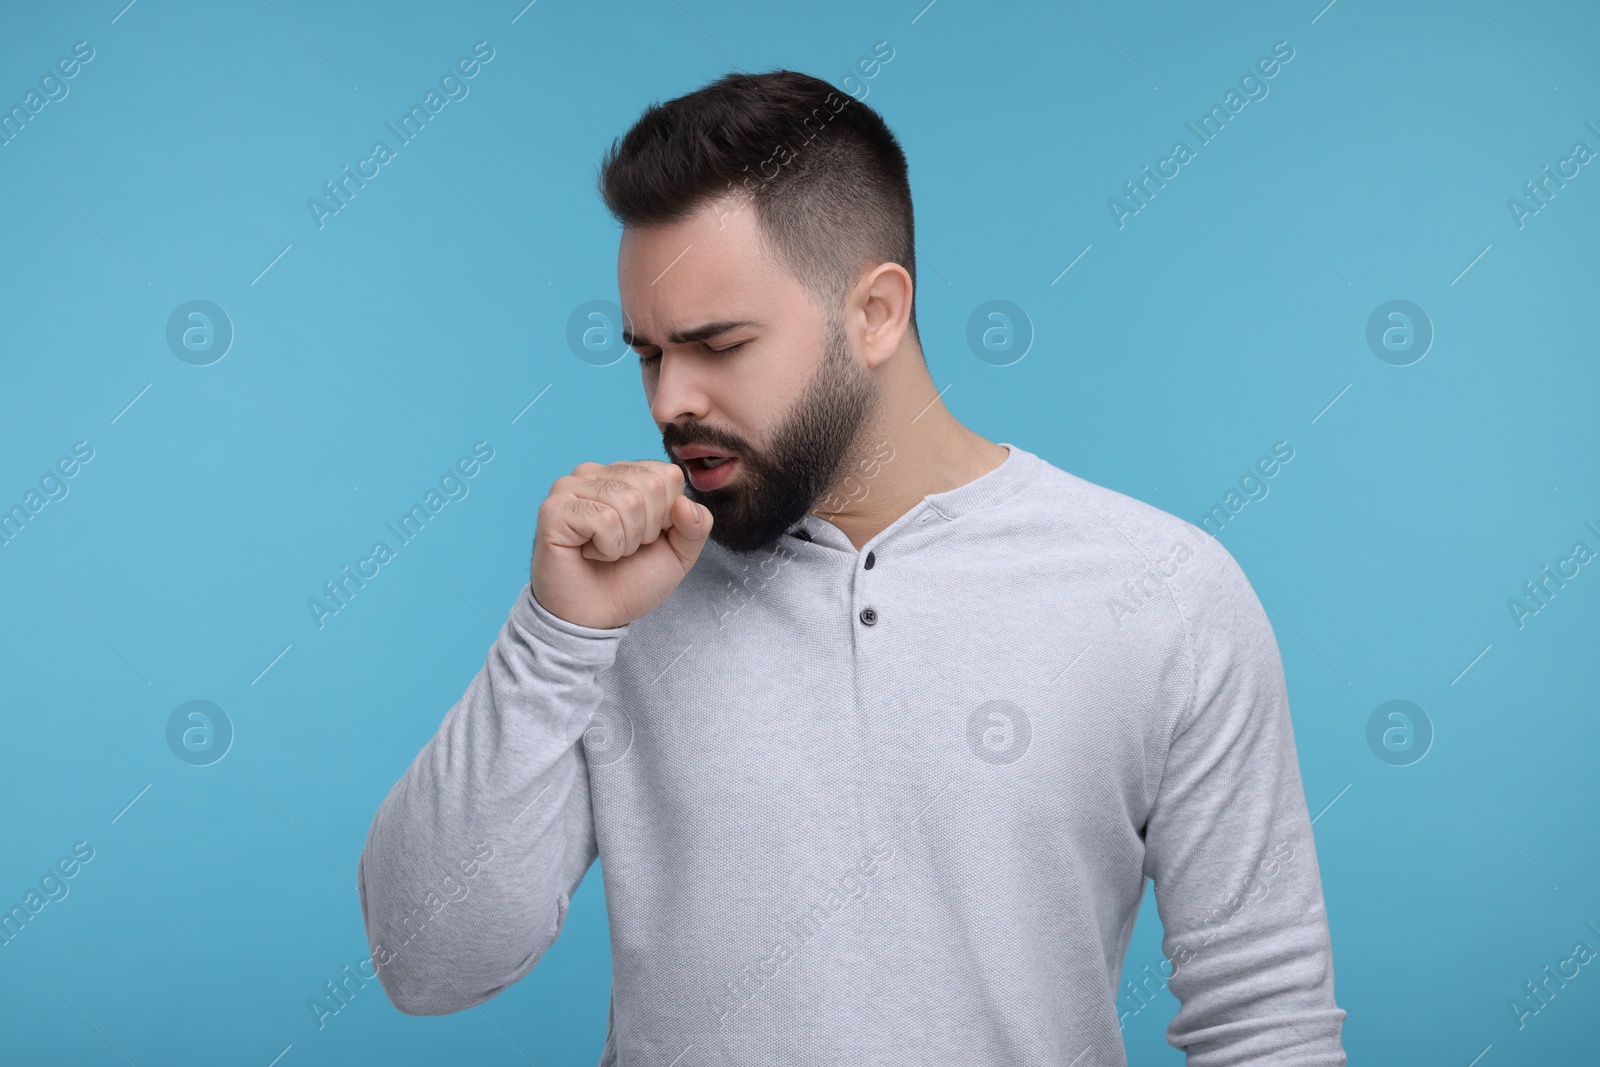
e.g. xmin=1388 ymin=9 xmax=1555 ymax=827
xmin=2 ymin=0 xmax=1597 ymax=1063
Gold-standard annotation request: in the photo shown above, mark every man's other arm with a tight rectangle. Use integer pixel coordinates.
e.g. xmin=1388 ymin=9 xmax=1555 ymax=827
xmin=1142 ymin=531 xmax=1347 ymax=1066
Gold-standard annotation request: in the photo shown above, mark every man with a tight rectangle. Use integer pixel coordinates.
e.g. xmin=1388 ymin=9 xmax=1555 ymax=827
xmin=358 ymin=70 xmax=1347 ymax=1065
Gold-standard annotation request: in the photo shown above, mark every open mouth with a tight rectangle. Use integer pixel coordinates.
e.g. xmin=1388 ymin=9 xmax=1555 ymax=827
xmin=684 ymin=454 xmax=739 ymax=491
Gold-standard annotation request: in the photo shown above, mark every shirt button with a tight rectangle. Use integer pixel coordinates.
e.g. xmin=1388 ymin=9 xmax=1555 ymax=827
xmin=864 ymin=551 xmax=876 ymax=570
xmin=859 ymin=607 xmax=877 ymax=626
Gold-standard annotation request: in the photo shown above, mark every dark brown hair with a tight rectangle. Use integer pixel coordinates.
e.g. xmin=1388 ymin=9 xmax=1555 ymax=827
xmin=598 ymin=70 xmax=918 ymax=340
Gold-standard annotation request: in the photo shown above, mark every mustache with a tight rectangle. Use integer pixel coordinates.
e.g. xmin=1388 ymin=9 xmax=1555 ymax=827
xmin=664 ymin=425 xmax=747 ymax=454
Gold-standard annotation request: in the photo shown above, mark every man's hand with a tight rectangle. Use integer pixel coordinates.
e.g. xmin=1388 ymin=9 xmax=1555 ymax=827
xmin=530 ymin=460 xmax=713 ymax=629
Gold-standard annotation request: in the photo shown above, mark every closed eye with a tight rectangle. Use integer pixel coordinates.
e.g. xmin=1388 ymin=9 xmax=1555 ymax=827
xmin=638 ymin=340 xmax=747 ymax=365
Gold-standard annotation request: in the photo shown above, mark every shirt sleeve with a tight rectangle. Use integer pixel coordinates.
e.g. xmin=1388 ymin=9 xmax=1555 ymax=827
xmin=357 ymin=581 xmax=627 ymax=1015
xmin=1140 ymin=530 xmax=1348 ymax=1066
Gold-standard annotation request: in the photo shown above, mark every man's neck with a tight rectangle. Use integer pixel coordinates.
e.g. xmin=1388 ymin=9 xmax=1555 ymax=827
xmin=810 ymin=383 xmax=1008 ymax=551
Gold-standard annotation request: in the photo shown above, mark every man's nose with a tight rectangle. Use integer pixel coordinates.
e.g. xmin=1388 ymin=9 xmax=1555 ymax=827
xmin=648 ymin=351 xmax=713 ymax=427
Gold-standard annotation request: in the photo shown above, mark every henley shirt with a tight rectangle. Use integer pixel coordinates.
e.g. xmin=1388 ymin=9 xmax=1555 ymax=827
xmin=357 ymin=441 xmax=1348 ymax=1065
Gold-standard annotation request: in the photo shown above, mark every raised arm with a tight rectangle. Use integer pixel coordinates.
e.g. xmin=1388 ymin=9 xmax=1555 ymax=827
xmin=357 ymin=583 xmax=624 ymax=1014
xmin=358 ymin=457 xmax=713 ymax=1014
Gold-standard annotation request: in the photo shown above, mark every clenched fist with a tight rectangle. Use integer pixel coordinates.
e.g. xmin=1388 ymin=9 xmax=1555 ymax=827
xmin=530 ymin=460 xmax=714 ymax=630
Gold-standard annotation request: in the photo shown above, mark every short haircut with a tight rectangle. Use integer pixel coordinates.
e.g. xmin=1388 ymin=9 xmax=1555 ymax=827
xmin=597 ymin=69 xmax=919 ymax=341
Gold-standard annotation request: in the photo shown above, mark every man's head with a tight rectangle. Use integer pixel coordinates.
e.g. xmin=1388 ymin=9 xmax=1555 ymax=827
xmin=597 ymin=70 xmax=919 ymax=554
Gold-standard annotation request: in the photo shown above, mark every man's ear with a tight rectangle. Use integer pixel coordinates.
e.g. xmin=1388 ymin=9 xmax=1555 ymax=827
xmin=852 ymin=261 xmax=913 ymax=370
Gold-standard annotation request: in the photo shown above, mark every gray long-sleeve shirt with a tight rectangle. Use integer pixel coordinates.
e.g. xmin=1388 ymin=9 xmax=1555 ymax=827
xmin=357 ymin=441 xmax=1348 ymax=1065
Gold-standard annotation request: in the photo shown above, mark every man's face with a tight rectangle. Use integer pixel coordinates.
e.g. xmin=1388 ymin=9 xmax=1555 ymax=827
xmin=619 ymin=197 xmax=878 ymax=554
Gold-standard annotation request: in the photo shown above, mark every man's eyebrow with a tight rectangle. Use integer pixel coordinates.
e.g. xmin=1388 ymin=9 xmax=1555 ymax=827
xmin=621 ymin=319 xmax=760 ymax=348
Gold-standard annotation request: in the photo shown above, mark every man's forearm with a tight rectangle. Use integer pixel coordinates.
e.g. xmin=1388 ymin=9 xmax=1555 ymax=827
xmin=358 ymin=583 xmax=624 ymax=1014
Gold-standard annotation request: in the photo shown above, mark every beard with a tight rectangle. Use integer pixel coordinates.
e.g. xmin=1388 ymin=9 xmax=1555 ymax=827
xmin=662 ymin=313 xmax=879 ymax=555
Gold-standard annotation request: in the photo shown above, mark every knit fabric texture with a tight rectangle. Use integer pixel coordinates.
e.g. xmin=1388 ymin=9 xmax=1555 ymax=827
xmin=358 ymin=442 xmax=1348 ymax=1065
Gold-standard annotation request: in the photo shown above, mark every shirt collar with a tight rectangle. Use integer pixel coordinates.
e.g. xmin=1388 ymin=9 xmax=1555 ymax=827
xmin=788 ymin=442 xmax=1042 ymax=552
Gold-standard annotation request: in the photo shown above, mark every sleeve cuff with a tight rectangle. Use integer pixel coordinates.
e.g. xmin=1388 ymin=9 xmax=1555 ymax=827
xmin=510 ymin=581 xmax=631 ymax=651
